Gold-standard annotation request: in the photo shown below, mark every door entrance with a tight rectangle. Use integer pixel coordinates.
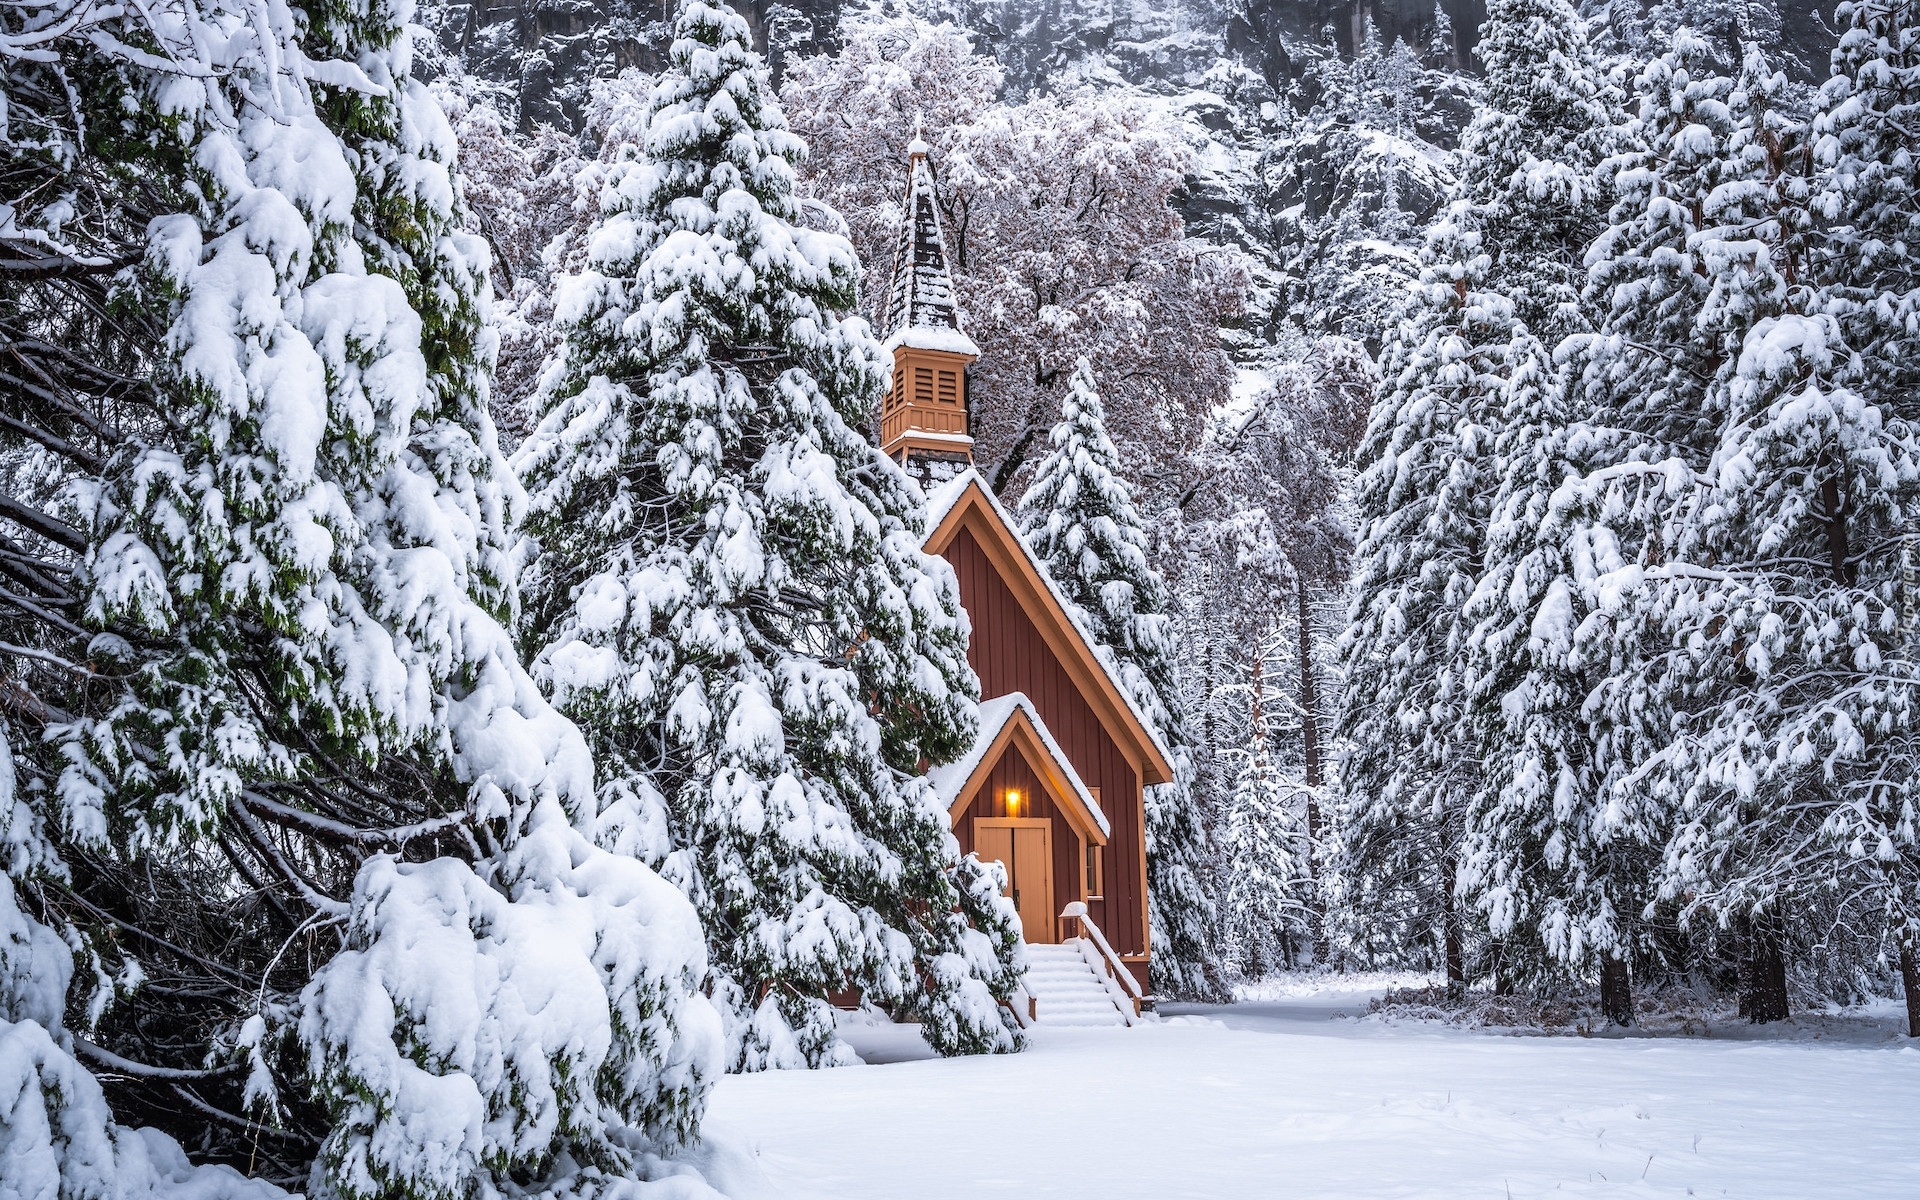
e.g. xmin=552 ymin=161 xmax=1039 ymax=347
xmin=973 ymin=818 xmax=1055 ymax=942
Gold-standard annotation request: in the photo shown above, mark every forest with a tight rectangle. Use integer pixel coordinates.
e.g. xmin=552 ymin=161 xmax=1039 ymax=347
xmin=4 ymin=0 xmax=1920 ymax=1195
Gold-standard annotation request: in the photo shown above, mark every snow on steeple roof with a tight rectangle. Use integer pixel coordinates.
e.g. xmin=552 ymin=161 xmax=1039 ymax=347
xmin=879 ymin=135 xmax=981 ymax=358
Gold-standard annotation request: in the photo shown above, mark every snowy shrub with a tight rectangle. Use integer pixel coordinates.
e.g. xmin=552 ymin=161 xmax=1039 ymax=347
xmin=302 ymin=799 xmax=721 ymax=1200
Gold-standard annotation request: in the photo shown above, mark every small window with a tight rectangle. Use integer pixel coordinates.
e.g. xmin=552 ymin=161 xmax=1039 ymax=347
xmin=1085 ymin=841 xmax=1102 ymax=898
xmin=913 ymin=366 xmax=934 ymax=406
xmin=937 ymin=369 xmax=958 ymax=404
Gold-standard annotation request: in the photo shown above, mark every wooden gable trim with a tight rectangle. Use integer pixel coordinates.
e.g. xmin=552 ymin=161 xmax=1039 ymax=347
xmin=944 ymin=707 xmax=1109 ymax=850
xmin=925 ymin=477 xmax=1174 ymax=787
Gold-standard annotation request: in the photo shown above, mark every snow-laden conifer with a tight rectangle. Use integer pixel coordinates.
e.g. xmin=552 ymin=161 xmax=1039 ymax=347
xmin=1339 ymin=216 xmax=1519 ymax=989
xmin=5 ymin=0 xmax=727 ymax=1188
xmin=516 ymin=0 xmax=1022 ymax=1069
xmin=1460 ymin=333 xmax=1663 ymax=1021
xmin=1221 ymin=674 xmax=1312 ymax=979
xmin=1548 ymin=38 xmax=1824 ymax=1021
xmin=1449 ymin=31 xmax=1724 ymax=1007
xmin=1454 ymin=0 xmax=1621 ymax=342
xmin=1017 ymin=358 xmax=1220 ymax=999
xmin=1341 ymin=1 xmax=1619 ymax=992
xmin=1813 ymin=0 xmax=1920 ymax=1030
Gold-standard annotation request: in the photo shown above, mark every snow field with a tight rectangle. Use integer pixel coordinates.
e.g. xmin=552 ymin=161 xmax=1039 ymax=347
xmin=705 ymin=1004 xmax=1920 ymax=1199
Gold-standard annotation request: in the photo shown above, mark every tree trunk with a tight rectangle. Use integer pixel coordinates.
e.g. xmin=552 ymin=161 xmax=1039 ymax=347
xmin=1296 ymin=583 xmax=1329 ymax=965
xmin=1249 ymin=649 xmax=1263 ymax=749
xmin=1440 ymin=836 xmax=1466 ymax=995
xmin=1900 ymin=927 xmax=1920 ymax=1039
xmin=1743 ymin=911 xmax=1790 ymax=1024
xmin=1600 ymin=953 xmax=1633 ymax=1027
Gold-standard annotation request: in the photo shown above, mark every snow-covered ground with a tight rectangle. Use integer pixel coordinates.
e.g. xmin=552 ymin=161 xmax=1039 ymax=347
xmin=704 ymin=979 xmax=1920 ymax=1198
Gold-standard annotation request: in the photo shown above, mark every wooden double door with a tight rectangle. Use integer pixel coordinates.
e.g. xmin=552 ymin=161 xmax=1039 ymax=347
xmin=973 ymin=818 xmax=1055 ymax=943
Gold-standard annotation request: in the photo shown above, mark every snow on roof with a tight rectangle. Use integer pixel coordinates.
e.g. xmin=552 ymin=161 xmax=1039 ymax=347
xmin=882 ymin=323 xmax=981 ymax=358
xmin=922 ymin=469 xmax=975 ymax=533
xmin=927 ymin=693 xmax=1110 ymax=838
xmin=923 ymin=470 xmax=1175 ymax=774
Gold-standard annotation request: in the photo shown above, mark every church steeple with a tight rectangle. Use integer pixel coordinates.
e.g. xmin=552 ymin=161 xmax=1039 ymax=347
xmin=878 ymin=133 xmax=978 ymax=476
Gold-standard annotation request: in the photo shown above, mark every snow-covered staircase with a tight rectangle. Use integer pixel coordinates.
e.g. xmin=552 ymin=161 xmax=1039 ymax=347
xmin=1022 ymin=941 xmax=1135 ymax=1027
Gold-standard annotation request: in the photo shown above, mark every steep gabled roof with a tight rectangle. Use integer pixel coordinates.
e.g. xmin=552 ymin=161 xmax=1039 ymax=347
xmin=924 ymin=470 xmax=1174 ymax=787
xmin=878 ymin=137 xmax=980 ymax=358
xmin=929 ymin=693 xmax=1109 ymax=843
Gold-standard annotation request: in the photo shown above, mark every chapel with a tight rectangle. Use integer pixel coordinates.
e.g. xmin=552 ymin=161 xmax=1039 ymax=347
xmin=875 ymin=136 xmax=1172 ymax=1004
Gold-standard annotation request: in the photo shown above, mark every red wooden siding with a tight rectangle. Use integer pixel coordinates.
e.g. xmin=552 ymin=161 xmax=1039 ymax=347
xmin=953 ymin=739 xmax=1082 ymax=942
xmin=944 ymin=526 xmax=1146 ymax=958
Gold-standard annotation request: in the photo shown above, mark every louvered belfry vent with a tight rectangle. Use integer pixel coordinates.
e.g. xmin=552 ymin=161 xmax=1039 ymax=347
xmin=878 ymin=134 xmax=979 ymax=475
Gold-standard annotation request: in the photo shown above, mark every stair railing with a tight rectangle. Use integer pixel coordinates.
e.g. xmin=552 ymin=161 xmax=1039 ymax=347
xmin=1059 ymin=901 xmax=1144 ymax=1018
xmin=1003 ymin=977 xmax=1037 ymax=1029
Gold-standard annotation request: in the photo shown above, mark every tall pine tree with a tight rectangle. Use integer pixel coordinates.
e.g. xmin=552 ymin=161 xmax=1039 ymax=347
xmin=7 ymin=0 xmax=727 ymax=1189
xmin=516 ymin=0 xmax=1023 ymax=1069
xmin=1221 ymin=657 xmax=1313 ymax=978
xmin=1016 ymin=357 xmax=1222 ymax=999
xmin=1339 ymin=216 xmax=1517 ymax=990
xmin=1815 ymin=0 xmax=1920 ymax=1035
xmin=1451 ymin=28 xmax=1758 ymax=1021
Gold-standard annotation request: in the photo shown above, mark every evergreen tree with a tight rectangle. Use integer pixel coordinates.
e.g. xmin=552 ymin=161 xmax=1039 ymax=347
xmin=5 ymin=0 xmax=726 ymax=1191
xmin=1016 ymin=358 xmax=1222 ymax=999
xmin=1460 ymin=332 xmax=1663 ymax=1023
xmin=1457 ymin=0 xmax=1622 ymax=342
xmin=1222 ymin=679 xmax=1310 ymax=979
xmin=1559 ymin=36 xmax=1820 ymax=1022
xmin=1643 ymin=0 xmax=1791 ymax=68
xmin=1815 ymin=0 xmax=1920 ymax=1034
xmin=1338 ymin=3 xmax=1616 ymax=990
xmin=1339 ymin=216 xmax=1520 ymax=990
xmin=1451 ymin=28 xmax=1758 ymax=1021
xmin=1429 ymin=2 xmax=1460 ymax=68
xmin=516 ymin=0 xmax=1023 ymax=1069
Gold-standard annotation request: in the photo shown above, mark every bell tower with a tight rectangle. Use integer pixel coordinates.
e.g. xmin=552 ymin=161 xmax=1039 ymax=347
xmin=877 ymin=134 xmax=979 ymax=478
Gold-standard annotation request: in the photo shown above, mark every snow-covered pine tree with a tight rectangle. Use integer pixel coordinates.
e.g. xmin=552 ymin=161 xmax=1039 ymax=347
xmin=5 ymin=0 xmax=727 ymax=1191
xmin=1814 ymin=0 xmax=1920 ymax=1034
xmin=1339 ymin=214 xmax=1521 ymax=990
xmin=1577 ymin=14 xmax=1920 ymax=1031
xmin=516 ymin=0 xmax=1023 ymax=1069
xmin=1222 ymin=663 xmax=1311 ymax=979
xmin=1428 ymin=2 xmax=1460 ymax=69
xmin=1560 ymin=35 xmax=1821 ymax=1022
xmin=1459 ymin=30 xmax=1758 ymax=1021
xmin=1340 ymin=7 xmax=1618 ymax=981
xmin=1460 ymin=329 xmax=1666 ymax=1023
xmin=1016 ymin=357 xmax=1222 ymax=999
xmin=1643 ymin=0 xmax=1791 ymax=68
xmin=1459 ymin=0 xmax=1621 ymax=342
